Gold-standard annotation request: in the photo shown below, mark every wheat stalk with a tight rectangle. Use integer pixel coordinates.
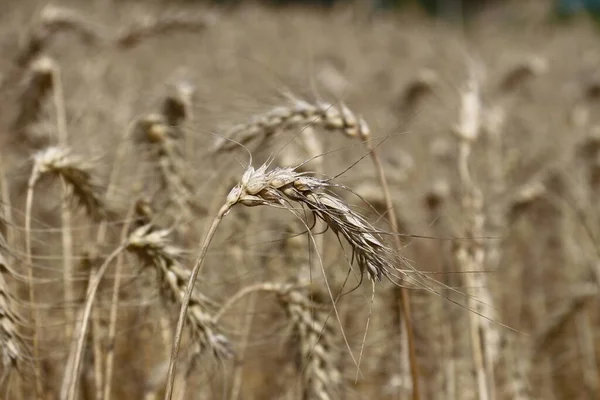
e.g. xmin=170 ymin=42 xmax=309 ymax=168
xmin=24 ymin=146 xmax=105 ymax=399
xmin=14 ymin=5 xmax=106 ymax=72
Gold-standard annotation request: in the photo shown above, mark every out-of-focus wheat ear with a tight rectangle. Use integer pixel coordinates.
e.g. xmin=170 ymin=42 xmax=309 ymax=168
xmin=161 ymin=80 xmax=195 ymax=130
xmin=114 ymin=12 xmax=217 ymax=49
xmin=0 ymin=238 xmax=27 ymax=386
xmin=534 ymin=285 xmax=597 ymax=353
xmin=126 ymin=223 xmax=233 ymax=359
xmin=15 ymin=5 xmax=107 ymax=69
xmin=497 ymin=55 xmax=548 ymax=95
xmin=28 ymin=146 xmax=106 ymax=220
xmin=162 ymin=79 xmax=195 ymax=163
xmin=133 ymin=114 xmax=204 ymax=227
xmin=127 ymin=219 xmax=233 ymax=399
xmin=212 ymin=100 xmax=370 ymax=153
xmin=277 ymin=287 xmax=341 ymax=400
xmin=398 ymin=68 xmax=438 ymax=122
xmin=495 ymin=333 xmax=532 ymax=400
xmin=10 ymin=57 xmax=56 ymax=148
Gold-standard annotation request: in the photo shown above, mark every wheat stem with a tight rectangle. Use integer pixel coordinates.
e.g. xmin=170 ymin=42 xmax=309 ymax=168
xmin=367 ymin=143 xmax=421 ymax=400
xmin=102 ymin=203 xmax=137 ymax=400
xmin=65 ymin=245 xmax=126 ymax=400
xmin=164 ymin=203 xmax=230 ymax=400
xmin=23 ymin=166 xmax=43 ymax=400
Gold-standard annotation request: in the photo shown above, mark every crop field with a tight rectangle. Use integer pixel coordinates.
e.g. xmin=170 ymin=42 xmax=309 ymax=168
xmin=0 ymin=0 xmax=598 ymax=399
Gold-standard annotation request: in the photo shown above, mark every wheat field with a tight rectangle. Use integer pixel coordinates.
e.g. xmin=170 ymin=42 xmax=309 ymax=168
xmin=0 ymin=0 xmax=598 ymax=399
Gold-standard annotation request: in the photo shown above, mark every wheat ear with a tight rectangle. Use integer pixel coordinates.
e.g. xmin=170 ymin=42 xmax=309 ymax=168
xmin=115 ymin=12 xmax=216 ymax=49
xmin=10 ymin=57 xmax=55 ymax=147
xmin=212 ymin=100 xmax=370 ymax=153
xmin=134 ymin=114 xmax=202 ymax=225
xmin=15 ymin=5 xmax=105 ymax=69
xmin=213 ymin=282 xmax=342 ymax=399
xmin=126 ymin=224 xmax=233 ymax=359
xmin=164 ymin=161 xmax=399 ymax=398
xmin=214 ymin=99 xmax=421 ymax=397
xmin=0 ymin=238 xmax=26 ymax=386
xmin=277 ymin=287 xmax=341 ymax=400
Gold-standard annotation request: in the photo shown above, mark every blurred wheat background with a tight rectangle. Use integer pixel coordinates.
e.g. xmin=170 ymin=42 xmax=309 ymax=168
xmin=0 ymin=0 xmax=599 ymax=399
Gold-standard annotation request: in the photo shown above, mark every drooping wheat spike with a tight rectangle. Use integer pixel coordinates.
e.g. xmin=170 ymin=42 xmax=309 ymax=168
xmin=161 ymin=80 xmax=195 ymax=130
xmin=0 ymin=238 xmax=26 ymax=376
xmin=126 ymin=223 xmax=233 ymax=360
xmin=497 ymin=55 xmax=548 ymax=95
xmin=535 ymin=285 xmax=597 ymax=352
xmin=28 ymin=146 xmax=105 ymax=220
xmin=398 ymin=68 xmax=438 ymax=122
xmin=277 ymin=287 xmax=341 ymax=400
xmin=114 ymin=12 xmax=217 ymax=49
xmin=212 ymin=100 xmax=370 ymax=153
xmin=10 ymin=57 xmax=55 ymax=147
xmin=15 ymin=5 xmax=106 ymax=70
xmin=226 ymin=163 xmax=398 ymax=282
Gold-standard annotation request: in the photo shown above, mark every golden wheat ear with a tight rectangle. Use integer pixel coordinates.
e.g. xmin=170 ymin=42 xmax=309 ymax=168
xmin=276 ymin=286 xmax=342 ymax=400
xmin=16 ymin=5 xmax=107 ymax=69
xmin=126 ymin=223 xmax=233 ymax=360
xmin=0 ymin=236 xmax=27 ymax=377
xmin=114 ymin=12 xmax=217 ymax=49
xmin=29 ymin=146 xmax=107 ymax=220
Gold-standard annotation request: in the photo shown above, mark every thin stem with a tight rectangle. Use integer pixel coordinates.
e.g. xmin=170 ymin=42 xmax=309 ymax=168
xmin=65 ymin=245 xmax=126 ymax=400
xmin=164 ymin=203 xmax=231 ymax=400
xmin=367 ymin=143 xmax=421 ymax=400
xmin=214 ymin=283 xmax=285 ymax=322
xmin=24 ymin=170 xmax=44 ymax=400
xmin=91 ymin=264 xmax=104 ymax=400
xmin=102 ymin=203 xmax=136 ymax=400
xmin=53 ymin=67 xmax=76 ymax=346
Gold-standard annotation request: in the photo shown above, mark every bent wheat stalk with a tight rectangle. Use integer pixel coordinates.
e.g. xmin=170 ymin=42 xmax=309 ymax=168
xmin=25 ymin=146 xmax=102 ymax=399
xmin=165 ymin=162 xmax=398 ymax=399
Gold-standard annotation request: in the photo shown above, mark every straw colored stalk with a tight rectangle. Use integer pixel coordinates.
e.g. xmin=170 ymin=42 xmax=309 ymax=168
xmin=126 ymin=222 xmax=232 ymax=400
xmin=24 ymin=146 xmax=104 ymax=398
xmin=115 ymin=12 xmax=216 ymax=49
xmin=452 ymin=67 xmax=500 ymax=400
xmin=164 ymin=162 xmax=400 ymax=399
xmin=10 ymin=57 xmax=55 ymax=147
xmin=15 ymin=5 xmax=106 ymax=71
